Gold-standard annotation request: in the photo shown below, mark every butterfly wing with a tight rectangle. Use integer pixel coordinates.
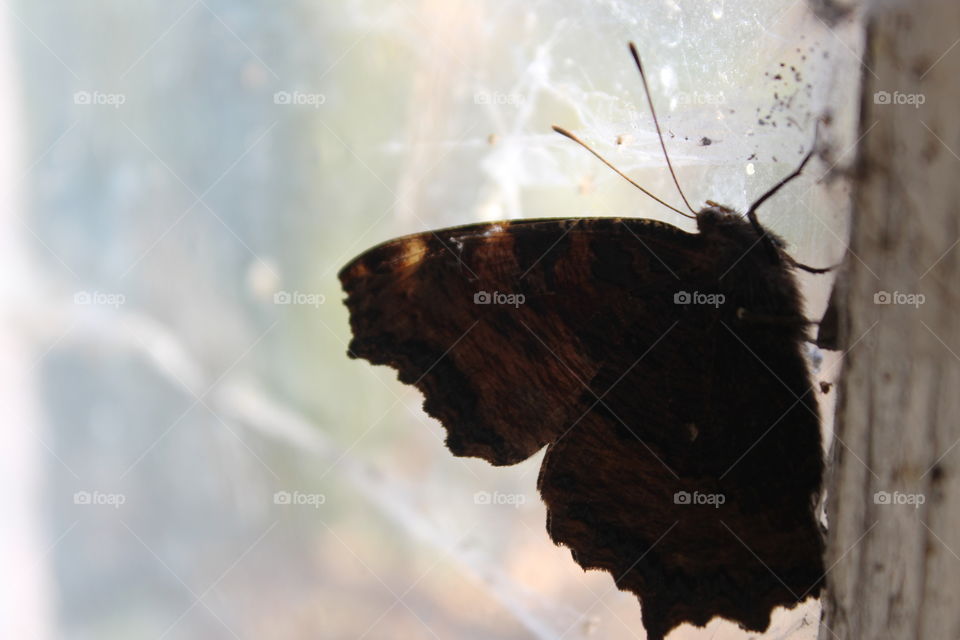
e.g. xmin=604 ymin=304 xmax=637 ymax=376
xmin=339 ymin=216 xmax=824 ymax=638
xmin=339 ymin=217 xmax=702 ymax=465
xmin=536 ymin=301 xmax=824 ymax=639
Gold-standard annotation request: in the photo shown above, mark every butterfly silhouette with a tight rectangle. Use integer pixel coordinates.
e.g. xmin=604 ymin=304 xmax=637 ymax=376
xmin=339 ymin=43 xmax=828 ymax=640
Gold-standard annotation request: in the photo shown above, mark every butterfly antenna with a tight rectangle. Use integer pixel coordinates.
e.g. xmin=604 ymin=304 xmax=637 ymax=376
xmin=745 ymin=120 xmax=836 ymax=274
xmin=744 ymin=149 xmax=814 ymax=236
xmin=552 ymin=125 xmax=695 ymax=219
xmin=628 ymin=42 xmax=697 ymax=216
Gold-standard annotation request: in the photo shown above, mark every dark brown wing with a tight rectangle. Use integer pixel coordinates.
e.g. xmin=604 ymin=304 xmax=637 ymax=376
xmin=339 ymin=216 xmax=824 ymax=639
xmin=536 ymin=290 xmax=824 ymax=639
xmin=339 ymin=217 xmax=702 ymax=465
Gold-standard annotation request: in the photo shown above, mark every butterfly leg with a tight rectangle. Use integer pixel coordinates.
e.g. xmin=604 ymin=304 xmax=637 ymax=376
xmin=744 ymin=121 xmax=837 ymax=274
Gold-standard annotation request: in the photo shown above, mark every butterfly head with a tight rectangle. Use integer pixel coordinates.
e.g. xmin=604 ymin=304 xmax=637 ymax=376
xmin=695 ymin=200 xmax=787 ymax=254
xmin=694 ymin=201 xmax=746 ymax=230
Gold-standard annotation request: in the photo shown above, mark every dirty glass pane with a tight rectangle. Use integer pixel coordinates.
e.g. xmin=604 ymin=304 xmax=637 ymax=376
xmin=4 ymin=1 xmax=861 ymax=638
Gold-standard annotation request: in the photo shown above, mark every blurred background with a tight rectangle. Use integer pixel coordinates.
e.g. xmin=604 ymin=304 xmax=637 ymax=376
xmin=2 ymin=1 xmax=862 ymax=638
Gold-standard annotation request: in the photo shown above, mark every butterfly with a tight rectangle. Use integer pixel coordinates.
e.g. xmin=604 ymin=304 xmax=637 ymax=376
xmin=339 ymin=43 xmax=828 ymax=640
